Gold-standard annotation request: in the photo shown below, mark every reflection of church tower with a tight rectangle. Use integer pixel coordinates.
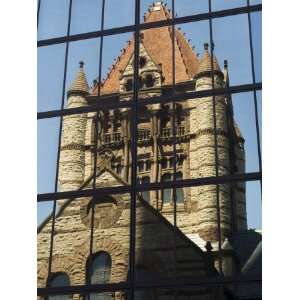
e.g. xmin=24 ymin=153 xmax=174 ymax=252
xmin=38 ymin=3 xmax=256 ymax=299
xmin=56 ymin=2 xmax=247 ymax=243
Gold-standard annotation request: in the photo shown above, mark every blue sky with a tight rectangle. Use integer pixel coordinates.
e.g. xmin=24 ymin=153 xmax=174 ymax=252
xmin=38 ymin=0 xmax=262 ymax=228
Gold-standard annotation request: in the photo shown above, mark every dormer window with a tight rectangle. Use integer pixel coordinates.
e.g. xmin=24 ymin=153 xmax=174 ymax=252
xmin=125 ymin=78 xmax=133 ymax=91
xmin=139 ymin=56 xmax=147 ymax=68
xmin=145 ymin=74 xmax=155 ymax=88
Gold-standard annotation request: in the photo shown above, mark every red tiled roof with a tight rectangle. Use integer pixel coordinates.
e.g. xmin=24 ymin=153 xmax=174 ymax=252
xmin=92 ymin=2 xmax=221 ymax=95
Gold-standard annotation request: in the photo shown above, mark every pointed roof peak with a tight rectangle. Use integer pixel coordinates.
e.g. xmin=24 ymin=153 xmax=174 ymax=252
xmin=195 ymin=42 xmax=223 ymax=78
xmin=144 ymin=1 xmax=171 ymax=22
xmin=93 ymin=6 xmax=200 ymax=95
xmin=68 ymin=61 xmax=90 ymax=95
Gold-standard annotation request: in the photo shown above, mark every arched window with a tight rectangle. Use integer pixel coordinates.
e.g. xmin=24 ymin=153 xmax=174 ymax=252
xmin=145 ymin=74 xmax=155 ymax=88
xmin=89 ymin=252 xmax=111 ymax=284
xmin=125 ymin=78 xmax=133 ymax=91
xmin=141 ymin=176 xmax=150 ymax=202
xmin=48 ymin=273 xmax=71 ymax=300
xmin=162 ymin=173 xmax=172 ymax=204
xmin=177 ymin=155 xmax=184 ymax=166
xmin=169 ymin=157 xmax=175 ymax=169
xmin=88 ymin=252 xmax=112 ymax=300
xmin=139 ymin=56 xmax=147 ymax=68
xmin=175 ymin=172 xmax=184 ymax=203
xmin=162 ymin=173 xmax=184 ymax=205
xmin=145 ymin=160 xmax=151 ymax=171
xmin=161 ymin=158 xmax=168 ymax=169
xmin=138 ymin=161 xmax=144 ymax=172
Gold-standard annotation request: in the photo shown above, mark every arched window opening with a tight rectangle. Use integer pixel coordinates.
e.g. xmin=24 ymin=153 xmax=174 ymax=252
xmin=139 ymin=56 xmax=147 ymax=69
xmin=161 ymin=158 xmax=168 ymax=169
xmin=125 ymin=78 xmax=133 ymax=91
xmin=113 ymin=110 xmax=121 ymax=133
xmin=145 ymin=160 xmax=151 ymax=171
xmin=162 ymin=173 xmax=172 ymax=204
xmin=48 ymin=273 xmax=71 ymax=300
xmin=145 ymin=74 xmax=155 ymax=88
xmin=87 ymin=252 xmax=112 ymax=300
xmin=139 ymin=176 xmax=150 ymax=202
xmin=175 ymin=172 xmax=184 ymax=203
xmin=162 ymin=172 xmax=184 ymax=205
xmin=169 ymin=157 xmax=175 ymax=169
xmin=138 ymin=76 xmax=143 ymax=89
xmin=89 ymin=252 xmax=111 ymax=284
xmin=103 ymin=112 xmax=111 ymax=134
xmin=138 ymin=161 xmax=144 ymax=172
xmin=177 ymin=155 xmax=184 ymax=166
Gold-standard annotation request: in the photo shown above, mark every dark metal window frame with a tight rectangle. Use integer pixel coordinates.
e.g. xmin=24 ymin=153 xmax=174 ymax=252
xmin=37 ymin=0 xmax=262 ymax=298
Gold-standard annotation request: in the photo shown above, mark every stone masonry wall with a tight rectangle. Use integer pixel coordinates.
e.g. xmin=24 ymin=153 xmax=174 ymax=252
xmin=58 ymin=95 xmax=88 ymax=207
xmin=188 ymin=75 xmax=232 ymax=242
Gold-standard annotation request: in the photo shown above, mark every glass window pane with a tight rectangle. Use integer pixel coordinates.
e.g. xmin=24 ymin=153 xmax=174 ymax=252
xmin=38 ymin=0 xmax=69 ymax=40
xmin=38 ymin=44 xmax=66 ymax=112
xmin=212 ymin=0 xmax=246 ymax=11
xmin=38 ymin=117 xmax=60 ymax=194
xmin=38 ymin=0 xmax=261 ymax=298
xmin=213 ymin=14 xmax=252 ymax=86
xmin=175 ymin=0 xmax=208 ymax=16
xmin=251 ymin=11 xmax=262 ymax=83
xmin=70 ymin=0 xmax=103 ymax=35
xmin=104 ymin=0 xmax=135 ymax=29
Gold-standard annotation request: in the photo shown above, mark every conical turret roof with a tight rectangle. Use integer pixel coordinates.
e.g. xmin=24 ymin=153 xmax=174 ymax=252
xmin=68 ymin=61 xmax=90 ymax=95
xmin=196 ymin=43 xmax=222 ymax=78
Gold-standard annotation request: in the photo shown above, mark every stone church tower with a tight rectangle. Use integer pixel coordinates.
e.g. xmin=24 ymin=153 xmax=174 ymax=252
xmin=38 ymin=2 xmax=254 ymax=300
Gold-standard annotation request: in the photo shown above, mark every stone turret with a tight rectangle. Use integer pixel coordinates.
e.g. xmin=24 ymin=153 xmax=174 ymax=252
xmin=189 ymin=43 xmax=232 ymax=243
xmin=58 ymin=62 xmax=89 ymax=198
xmin=223 ymin=59 xmax=247 ymax=231
xmin=234 ymin=124 xmax=247 ymax=230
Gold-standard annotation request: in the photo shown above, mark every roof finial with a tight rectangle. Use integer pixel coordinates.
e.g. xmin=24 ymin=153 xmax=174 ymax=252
xmin=204 ymin=43 xmax=209 ymax=51
xmin=224 ymin=59 xmax=228 ymax=69
xmin=79 ymin=61 xmax=84 ymax=68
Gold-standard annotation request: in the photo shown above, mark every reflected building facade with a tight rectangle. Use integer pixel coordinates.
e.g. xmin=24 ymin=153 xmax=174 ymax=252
xmin=38 ymin=2 xmax=261 ymax=300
